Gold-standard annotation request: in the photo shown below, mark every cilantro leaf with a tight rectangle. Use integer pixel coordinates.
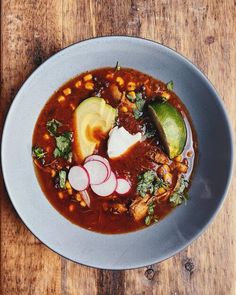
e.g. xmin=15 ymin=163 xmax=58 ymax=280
xmin=53 ymin=132 xmax=73 ymax=161
xmin=145 ymin=215 xmax=151 ymax=225
xmin=32 ymin=146 xmax=46 ymax=159
xmin=169 ymin=176 xmax=189 ymax=206
xmin=46 ymin=119 xmax=62 ymax=136
xmin=126 ymin=94 xmax=136 ymax=102
xmin=166 ymin=80 xmax=174 ymax=91
xmin=133 ymin=92 xmax=145 ymax=119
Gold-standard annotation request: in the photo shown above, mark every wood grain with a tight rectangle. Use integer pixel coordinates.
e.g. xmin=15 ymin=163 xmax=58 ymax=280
xmin=1 ymin=0 xmax=235 ymax=294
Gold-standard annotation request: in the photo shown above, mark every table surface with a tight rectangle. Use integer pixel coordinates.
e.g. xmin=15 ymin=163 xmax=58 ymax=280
xmin=0 ymin=1 xmax=235 ymax=294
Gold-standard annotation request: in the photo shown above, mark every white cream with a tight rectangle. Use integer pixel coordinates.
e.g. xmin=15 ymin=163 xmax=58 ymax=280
xmin=107 ymin=126 xmax=142 ymax=158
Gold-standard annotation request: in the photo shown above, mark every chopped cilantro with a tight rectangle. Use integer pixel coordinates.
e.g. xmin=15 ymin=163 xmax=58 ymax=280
xmin=53 ymin=132 xmax=73 ymax=161
xmin=137 ymin=170 xmax=167 ymax=197
xmin=32 ymin=146 xmax=46 ymax=159
xmin=46 ymin=119 xmax=62 ymax=136
xmin=133 ymin=92 xmax=145 ymax=119
xmin=169 ymin=176 xmax=189 ymax=206
xmin=166 ymin=80 xmax=174 ymax=91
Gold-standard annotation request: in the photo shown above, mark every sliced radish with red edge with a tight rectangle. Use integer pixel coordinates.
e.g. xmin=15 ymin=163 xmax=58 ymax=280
xmin=116 ymin=178 xmax=131 ymax=195
xmin=83 ymin=160 xmax=108 ymax=185
xmin=91 ymin=171 xmax=117 ymax=196
xmin=85 ymin=155 xmax=111 ymax=180
xmin=68 ymin=166 xmax=89 ymax=191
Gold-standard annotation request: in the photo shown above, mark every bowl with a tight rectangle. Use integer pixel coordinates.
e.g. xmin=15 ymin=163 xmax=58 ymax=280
xmin=1 ymin=36 xmax=233 ymax=270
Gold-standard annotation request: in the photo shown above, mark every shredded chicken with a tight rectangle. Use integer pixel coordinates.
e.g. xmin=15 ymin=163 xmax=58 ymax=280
xmin=130 ymin=195 xmax=150 ymax=221
xmin=111 ymin=203 xmax=128 ymax=214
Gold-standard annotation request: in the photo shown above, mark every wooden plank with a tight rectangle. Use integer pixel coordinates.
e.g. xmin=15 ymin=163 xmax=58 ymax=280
xmin=0 ymin=1 xmax=63 ymax=294
xmin=0 ymin=0 xmax=235 ymax=294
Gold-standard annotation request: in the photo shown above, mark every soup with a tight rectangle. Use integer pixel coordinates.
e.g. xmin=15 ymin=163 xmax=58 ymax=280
xmin=32 ymin=65 xmax=197 ymax=234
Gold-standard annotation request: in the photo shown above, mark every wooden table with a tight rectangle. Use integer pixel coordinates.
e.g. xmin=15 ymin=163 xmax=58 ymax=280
xmin=0 ymin=1 xmax=235 ymax=294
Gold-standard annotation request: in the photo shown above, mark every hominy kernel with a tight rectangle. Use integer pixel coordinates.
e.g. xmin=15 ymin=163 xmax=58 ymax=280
xmin=51 ymin=169 xmax=56 ymax=177
xmin=75 ymin=80 xmax=82 ymax=88
xmin=58 ymin=192 xmax=64 ymax=199
xmin=75 ymin=193 xmax=82 ymax=202
xmin=43 ymin=133 xmax=50 ymax=140
xmin=69 ymin=204 xmax=75 ymax=212
xmin=66 ymin=181 xmax=72 ymax=189
xmin=106 ymin=73 xmax=114 ymax=79
xmin=121 ymin=106 xmax=128 ymax=112
xmin=127 ymin=82 xmax=136 ymax=91
xmin=63 ymin=88 xmax=72 ymax=96
xmin=57 ymin=95 xmax=65 ymax=103
xmin=85 ymin=82 xmax=94 ymax=90
xmin=67 ymin=188 xmax=73 ymax=195
xmin=83 ymin=74 xmax=93 ymax=81
xmin=45 ymin=146 xmax=51 ymax=153
xmin=80 ymin=200 xmax=86 ymax=207
xmin=116 ymin=77 xmax=124 ymax=86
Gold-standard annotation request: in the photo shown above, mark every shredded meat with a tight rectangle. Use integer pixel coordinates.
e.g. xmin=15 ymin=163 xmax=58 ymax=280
xmin=110 ymin=84 xmax=122 ymax=101
xmin=130 ymin=195 xmax=150 ymax=221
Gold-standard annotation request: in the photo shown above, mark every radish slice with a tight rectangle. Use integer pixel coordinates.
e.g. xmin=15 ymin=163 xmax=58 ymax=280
xmin=68 ymin=166 xmax=89 ymax=191
xmin=83 ymin=160 xmax=108 ymax=185
xmin=80 ymin=190 xmax=91 ymax=207
xmin=91 ymin=171 xmax=117 ymax=196
xmin=116 ymin=178 xmax=131 ymax=195
xmin=84 ymin=155 xmax=111 ymax=179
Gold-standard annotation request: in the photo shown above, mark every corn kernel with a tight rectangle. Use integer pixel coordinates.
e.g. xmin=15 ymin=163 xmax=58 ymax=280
xmin=121 ymin=106 xmax=128 ymax=112
xmin=63 ymin=87 xmax=72 ymax=96
xmin=116 ymin=77 xmax=124 ymax=86
xmin=69 ymin=204 xmax=75 ymax=212
xmin=158 ymin=187 xmax=166 ymax=194
xmin=75 ymin=193 xmax=82 ymax=202
xmin=58 ymin=192 xmax=64 ymax=199
xmin=106 ymin=73 xmax=114 ymax=79
xmin=51 ymin=169 xmax=56 ymax=177
xmin=45 ymin=146 xmax=50 ymax=153
xmin=162 ymin=91 xmax=170 ymax=100
xmin=75 ymin=80 xmax=82 ymax=88
xmin=163 ymin=172 xmax=172 ymax=183
xmin=57 ymin=95 xmax=65 ymax=103
xmin=85 ymin=82 xmax=94 ymax=90
xmin=83 ymin=74 xmax=93 ymax=81
xmin=68 ymin=188 xmax=73 ymax=195
xmin=70 ymin=103 xmax=76 ymax=110
xmin=174 ymin=155 xmax=182 ymax=162
xmin=80 ymin=200 xmax=86 ymax=207
xmin=128 ymin=91 xmax=136 ymax=98
xmin=43 ymin=133 xmax=50 ymax=140
xmin=127 ymin=82 xmax=136 ymax=91
xmin=66 ymin=181 xmax=72 ymax=189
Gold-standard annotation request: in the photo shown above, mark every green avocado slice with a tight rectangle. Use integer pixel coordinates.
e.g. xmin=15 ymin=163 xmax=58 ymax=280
xmin=148 ymin=101 xmax=187 ymax=159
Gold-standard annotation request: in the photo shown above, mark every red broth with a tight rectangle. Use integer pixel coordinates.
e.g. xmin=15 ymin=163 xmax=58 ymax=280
xmin=32 ymin=67 xmax=197 ymax=234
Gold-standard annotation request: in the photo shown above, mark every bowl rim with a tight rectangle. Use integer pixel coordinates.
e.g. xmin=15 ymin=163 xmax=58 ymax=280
xmin=1 ymin=35 xmax=234 ymax=270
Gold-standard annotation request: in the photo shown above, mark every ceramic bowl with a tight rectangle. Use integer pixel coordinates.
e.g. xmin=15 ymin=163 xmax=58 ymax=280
xmin=1 ymin=36 xmax=233 ymax=269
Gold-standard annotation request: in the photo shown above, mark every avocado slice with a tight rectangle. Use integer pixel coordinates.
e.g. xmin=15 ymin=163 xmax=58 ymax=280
xmin=148 ymin=101 xmax=187 ymax=159
xmin=74 ymin=97 xmax=116 ymax=161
